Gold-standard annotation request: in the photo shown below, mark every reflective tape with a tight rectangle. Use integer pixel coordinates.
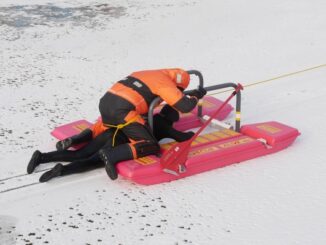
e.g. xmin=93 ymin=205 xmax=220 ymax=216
xmin=236 ymin=111 xmax=241 ymax=121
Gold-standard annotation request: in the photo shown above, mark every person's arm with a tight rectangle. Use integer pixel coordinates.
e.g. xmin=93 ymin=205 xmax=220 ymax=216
xmin=173 ymin=95 xmax=198 ymax=113
xmin=153 ymin=105 xmax=195 ymax=142
xmin=157 ymin=85 xmax=199 ymax=113
xmin=187 ymin=86 xmax=207 ymax=99
xmin=174 ymin=86 xmax=207 ymax=113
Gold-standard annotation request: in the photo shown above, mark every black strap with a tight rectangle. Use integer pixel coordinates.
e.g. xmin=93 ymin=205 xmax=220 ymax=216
xmin=118 ymin=76 xmax=156 ymax=108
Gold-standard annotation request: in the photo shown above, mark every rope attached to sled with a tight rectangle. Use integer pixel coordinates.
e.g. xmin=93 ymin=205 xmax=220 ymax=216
xmin=208 ymin=64 xmax=326 ymax=96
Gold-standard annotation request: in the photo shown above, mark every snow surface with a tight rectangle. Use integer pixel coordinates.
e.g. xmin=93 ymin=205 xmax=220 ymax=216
xmin=0 ymin=0 xmax=326 ymax=244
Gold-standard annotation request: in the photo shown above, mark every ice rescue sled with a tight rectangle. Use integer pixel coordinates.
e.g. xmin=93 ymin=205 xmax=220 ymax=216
xmin=51 ymin=70 xmax=300 ymax=185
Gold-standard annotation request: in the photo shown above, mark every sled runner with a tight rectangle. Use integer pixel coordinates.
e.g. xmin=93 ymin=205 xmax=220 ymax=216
xmin=51 ymin=70 xmax=300 ymax=185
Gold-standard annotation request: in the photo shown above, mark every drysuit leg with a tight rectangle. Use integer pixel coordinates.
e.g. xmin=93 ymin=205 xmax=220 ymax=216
xmin=123 ymin=122 xmax=161 ymax=158
xmin=45 ymin=129 xmax=116 ymax=162
xmin=56 ymin=128 xmax=93 ymax=151
xmin=39 ymin=154 xmax=102 ymax=182
xmin=61 ymin=130 xmax=129 ymax=175
xmin=99 ymin=122 xmax=160 ymax=180
xmin=28 ymin=128 xmax=115 ymax=174
xmin=39 ymin=130 xmax=129 ymax=182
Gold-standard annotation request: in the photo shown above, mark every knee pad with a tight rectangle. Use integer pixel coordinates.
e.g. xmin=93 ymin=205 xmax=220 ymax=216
xmin=133 ymin=141 xmax=160 ymax=158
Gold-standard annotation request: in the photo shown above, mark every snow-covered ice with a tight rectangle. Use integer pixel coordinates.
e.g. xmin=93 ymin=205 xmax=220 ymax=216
xmin=0 ymin=0 xmax=325 ymax=244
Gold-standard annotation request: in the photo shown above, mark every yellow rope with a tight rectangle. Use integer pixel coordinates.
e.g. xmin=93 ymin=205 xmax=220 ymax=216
xmin=208 ymin=64 xmax=326 ymax=95
xmin=104 ymin=116 xmax=139 ymax=146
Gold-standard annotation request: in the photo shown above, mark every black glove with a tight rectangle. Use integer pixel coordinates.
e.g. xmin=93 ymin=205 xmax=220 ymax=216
xmin=159 ymin=104 xmax=180 ymax=123
xmin=170 ymin=130 xmax=194 ymax=142
xmin=188 ymin=87 xmax=207 ymax=99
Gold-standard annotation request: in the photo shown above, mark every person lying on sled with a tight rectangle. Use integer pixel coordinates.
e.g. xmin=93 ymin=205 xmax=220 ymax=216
xmin=27 ymin=68 xmax=206 ymax=181
xmin=27 ymin=105 xmax=193 ymax=182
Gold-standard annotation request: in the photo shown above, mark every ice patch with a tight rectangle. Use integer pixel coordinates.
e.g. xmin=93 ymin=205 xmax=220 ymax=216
xmin=0 ymin=4 xmax=126 ymax=29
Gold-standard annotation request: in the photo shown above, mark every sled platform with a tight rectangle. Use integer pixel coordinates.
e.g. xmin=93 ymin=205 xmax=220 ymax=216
xmin=118 ymin=121 xmax=300 ymax=185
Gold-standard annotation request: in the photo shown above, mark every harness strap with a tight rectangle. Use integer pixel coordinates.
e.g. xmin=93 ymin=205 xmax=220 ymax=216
xmin=103 ymin=115 xmax=139 ymax=146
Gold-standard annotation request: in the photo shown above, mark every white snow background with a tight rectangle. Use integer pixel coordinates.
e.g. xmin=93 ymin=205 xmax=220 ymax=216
xmin=0 ymin=0 xmax=325 ymax=244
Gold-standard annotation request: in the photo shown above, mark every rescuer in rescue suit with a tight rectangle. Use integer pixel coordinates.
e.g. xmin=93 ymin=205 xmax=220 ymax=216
xmin=97 ymin=68 xmax=206 ymax=180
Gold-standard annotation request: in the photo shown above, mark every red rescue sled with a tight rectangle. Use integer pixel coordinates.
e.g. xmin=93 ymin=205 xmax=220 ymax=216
xmin=51 ymin=70 xmax=300 ymax=185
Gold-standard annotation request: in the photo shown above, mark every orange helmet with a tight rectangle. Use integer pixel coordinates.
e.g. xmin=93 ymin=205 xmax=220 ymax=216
xmin=163 ymin=68 xmax=190 ymax=90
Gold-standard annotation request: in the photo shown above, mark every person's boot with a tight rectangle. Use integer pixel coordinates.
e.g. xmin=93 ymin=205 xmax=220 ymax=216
xmin=27 ymin=150 xmax=42 ymax=174
xmin=99 ymin=151 xmax=118 ymax=180
xmin=56 ymin=138 xmax=73 ymax=151
xmin=56 ymin=128 xmax=93 ymax=151
xmin=39 ymin=163 xmax=63 ymax=182
xmin=99 ymin=144 xmax=134 ymax=180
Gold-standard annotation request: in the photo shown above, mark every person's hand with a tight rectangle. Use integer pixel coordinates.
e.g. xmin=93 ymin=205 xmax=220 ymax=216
xmin=189 ymin=87 xmax=207 ymax=99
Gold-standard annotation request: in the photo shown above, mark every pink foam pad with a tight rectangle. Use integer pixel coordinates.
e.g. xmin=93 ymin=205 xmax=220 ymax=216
xmin=51 ymin=120 xmax=94 ymax=150
xmin=51 ymin=120 xmax=93 ymax=140
xmin=240 ymin=121 xmax=300 ymax=146
xmin=117 ymin=121 xmax=300 ymax=185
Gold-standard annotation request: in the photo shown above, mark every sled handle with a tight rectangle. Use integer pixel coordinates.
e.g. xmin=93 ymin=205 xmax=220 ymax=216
xmin=204 ymin=83 xmax=242 ymax=132
xmin=187 ymin=70 xmax=204 ymax=117
xmin=187 ymin=70 xmax=204 ymax=88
